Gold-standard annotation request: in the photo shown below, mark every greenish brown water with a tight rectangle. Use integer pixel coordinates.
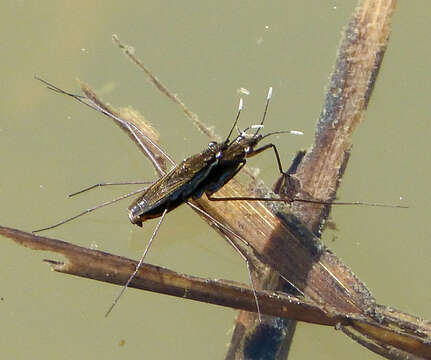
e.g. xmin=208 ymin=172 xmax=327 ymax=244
xmin=1 ymin=1 xmax=430 ymax=359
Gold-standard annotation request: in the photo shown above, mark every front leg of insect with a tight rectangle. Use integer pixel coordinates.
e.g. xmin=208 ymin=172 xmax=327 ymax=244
xmin=244 ymin=142 xmax=301 ymax=203
xmin=246 ymin=143 xmax=284 ymax=174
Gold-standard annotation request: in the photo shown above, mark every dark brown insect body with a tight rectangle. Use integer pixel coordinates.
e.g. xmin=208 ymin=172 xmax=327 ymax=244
xmin=128 ymin=130 xmax=274 ymax=227
xmin=128 ymin=141 xmax=226 ymax=226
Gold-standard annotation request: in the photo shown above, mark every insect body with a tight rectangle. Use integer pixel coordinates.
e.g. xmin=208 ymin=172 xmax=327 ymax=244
xmin=128 ymin=141 xmax=226 ymax=226
xmin=127 ymin=89 xmax=300 ymax=229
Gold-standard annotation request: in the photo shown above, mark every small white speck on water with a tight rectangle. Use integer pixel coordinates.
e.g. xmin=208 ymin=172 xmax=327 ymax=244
xmin=237 ymin=87 xmax=250 ymax=96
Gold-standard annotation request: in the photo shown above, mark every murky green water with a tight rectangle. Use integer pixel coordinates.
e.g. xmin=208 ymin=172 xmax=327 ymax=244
xmin=1 ymin=1 xmax=429 ymax=359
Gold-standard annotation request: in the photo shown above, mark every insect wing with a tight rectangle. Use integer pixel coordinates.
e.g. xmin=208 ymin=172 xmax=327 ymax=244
xmin=129 ymin=146 xmax=222 ymax=217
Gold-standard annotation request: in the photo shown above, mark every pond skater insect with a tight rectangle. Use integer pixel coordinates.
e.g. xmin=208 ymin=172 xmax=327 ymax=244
xmin=34 ymin=77 xmax=406 ymax=318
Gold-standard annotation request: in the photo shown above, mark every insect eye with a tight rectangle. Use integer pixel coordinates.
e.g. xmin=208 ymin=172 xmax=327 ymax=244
xmin=208 ymin=141 xmax=217 ymax=149
xmin=216 ymin=151 xmax=222 ymax=159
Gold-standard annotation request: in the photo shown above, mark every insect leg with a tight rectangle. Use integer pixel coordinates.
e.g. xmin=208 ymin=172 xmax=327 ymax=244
xmin=248 ymin=143 xmax=285 ymax=174
xmin=207 ymin=156 xmax=406 ymax=207
xmin=225 ymin=234 xmax=262 ymax=322
xmin=33 ymin=187 xmax=148 ymax=233
xmin=188 ymin=201 xmax=306 ymax=319
xmin=69 ymin=181 xmax=153 ymax=197
xmin=186 ymin=202 xmax=262 ymax=321
xmin=105 ymin=208 xmax=168 ymax=317
xmin=35 ymin=76 xmax=175 ymax=174
xmin=207 ymin=194 xmax=407 ymax=208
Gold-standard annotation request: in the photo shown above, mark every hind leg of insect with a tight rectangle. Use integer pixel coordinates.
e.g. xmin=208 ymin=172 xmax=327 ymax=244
xmin=206 ymin=142 xmax=301 ymax=202
xmin=188 ymin=201 xmax=306 ymax=321
xmin=248 ymin=143 xmax=285 ymax=174
xmin=206 ymin=150 xmax=407 ymax=208
xmin=105 ymin=208 xmax=168 ymax=317
xmin=33 ymin=187 xmax=149 ymax=233
xmin=186 ymin=202 xmax=263 ymax=321
xmin=69 ymin=181 xmax=153 ymax=197
xmin=246 ymin=143 xmax=307 ymax=200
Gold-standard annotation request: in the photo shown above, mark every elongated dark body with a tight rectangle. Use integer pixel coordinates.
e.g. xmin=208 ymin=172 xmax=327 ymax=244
xmin=128 ymin=141 xmax=226 ymax=226
xmin=128 ymin=132 xmax=264 ymax=227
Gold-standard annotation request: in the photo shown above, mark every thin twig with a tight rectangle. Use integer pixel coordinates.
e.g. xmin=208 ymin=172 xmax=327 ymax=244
xmin=112 ymin=34 xmax=221 ymax=142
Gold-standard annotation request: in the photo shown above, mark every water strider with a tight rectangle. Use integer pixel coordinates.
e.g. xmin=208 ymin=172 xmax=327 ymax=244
xmin=35 ymin=77 xmax=406 ymax=318
xmin=34 ymin=78 xmax=304 ymax=316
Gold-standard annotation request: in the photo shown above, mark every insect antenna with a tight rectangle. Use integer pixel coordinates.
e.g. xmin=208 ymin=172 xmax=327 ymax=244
xmin=225 ymin=98 xmax=244 ymax=143
xmin=238 ymin=87 xmax=274 ymax=136
xmin=260 ymin=130 xmax=304 ymax=140
xmin=253 ymin=87 xmax=273 ymax=136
